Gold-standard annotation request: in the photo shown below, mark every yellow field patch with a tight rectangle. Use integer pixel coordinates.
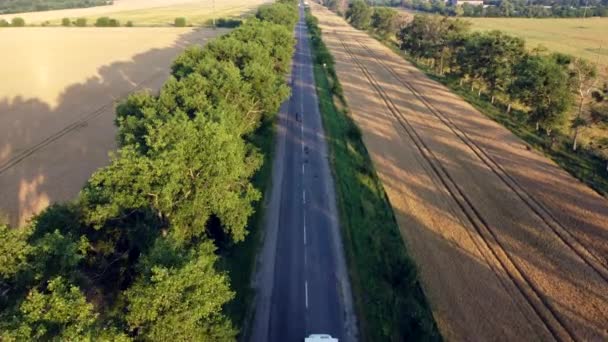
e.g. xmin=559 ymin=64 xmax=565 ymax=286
xmin=0 ymin=27 xmax=227 ymax=226
xmin=0 ymin=0 xmax=271 ymax=26
xmin=469 ymin=17 xmax=608 ymax=72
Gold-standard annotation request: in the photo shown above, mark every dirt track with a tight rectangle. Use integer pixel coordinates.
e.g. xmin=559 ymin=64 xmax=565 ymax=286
xmin=310 ymin=3 xmax=608 ymax=341
xmin=0 ymin=27 xmax=227 ymax=227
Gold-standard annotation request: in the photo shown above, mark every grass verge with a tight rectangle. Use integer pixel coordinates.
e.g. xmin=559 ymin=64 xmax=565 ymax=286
xmin=379 ymin=40 xmax=608 ymax=197
xmin=306 ymin=10 xmax=441 ymax=341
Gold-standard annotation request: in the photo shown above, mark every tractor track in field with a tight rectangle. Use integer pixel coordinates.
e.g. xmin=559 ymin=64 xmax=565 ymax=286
xmin=353 ymin=39 xmax=608 ymax=284
xmin=339 ymin=37 xmax=579 ymax=342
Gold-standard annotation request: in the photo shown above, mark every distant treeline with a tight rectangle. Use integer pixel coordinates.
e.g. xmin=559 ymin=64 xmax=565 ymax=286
xmin=0 ymin=0 xmax=299 ymax=340
xmin=325 ymin=0 xmax=608 ymax=17
xmin=344 ymin=0 xmax=608 ymax=189
xmin=0 ymin=0 xmax=112 ymax=14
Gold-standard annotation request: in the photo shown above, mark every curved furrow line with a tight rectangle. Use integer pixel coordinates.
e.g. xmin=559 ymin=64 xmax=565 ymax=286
xmin=354 ymin=39 xmax=608 ymax=284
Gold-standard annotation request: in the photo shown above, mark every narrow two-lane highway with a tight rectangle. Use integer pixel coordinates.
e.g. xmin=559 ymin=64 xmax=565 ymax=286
xmin=251 ymin=3 xmax=357 ymax=341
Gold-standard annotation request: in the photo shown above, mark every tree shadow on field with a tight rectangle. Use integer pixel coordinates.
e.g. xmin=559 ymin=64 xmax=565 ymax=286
xmin=0 ymin=27 xmax=230 ymax=228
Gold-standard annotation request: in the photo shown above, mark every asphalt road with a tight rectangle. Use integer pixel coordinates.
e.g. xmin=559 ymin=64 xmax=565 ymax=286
xmin=250 ymin=4 xmax=356 ymax=342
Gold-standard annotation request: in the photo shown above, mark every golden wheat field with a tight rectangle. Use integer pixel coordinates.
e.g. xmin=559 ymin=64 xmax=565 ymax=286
xmin=0 ymin=25 xmax=231 ymax=227
xmin=0 ymin=0 xmax=270 ymax=26
xmin=470 ymin=17 xmax=608 ymax=72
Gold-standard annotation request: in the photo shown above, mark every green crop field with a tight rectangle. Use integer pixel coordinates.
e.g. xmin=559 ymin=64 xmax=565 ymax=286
xmin=469 ymin=17 xmax=608 ymax=72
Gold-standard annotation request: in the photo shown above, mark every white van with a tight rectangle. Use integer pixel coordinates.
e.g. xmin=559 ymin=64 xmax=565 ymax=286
xmin=305 ymin=334 xmax=338 ymax=342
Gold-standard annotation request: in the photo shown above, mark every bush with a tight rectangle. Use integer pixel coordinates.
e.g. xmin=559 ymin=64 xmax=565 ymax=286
xmin=74 ymin=18 xmax=86 ymax=27
xmin=0 ymin=19 xmax=9 ymax=27
xmin=174 ymin=17 xmax=186 ymax=27
xmin=95 ymin=16 xmax=109 ymax=26
xmin=94 ymin=16 xmax=119 ymax=27
xmin=126 ymin=20 xmax=133 ymax=27
xmin=62 ymin=18 xmax=71 ymax=26
xmin=11 ymin=17 xmax=25 ymax=27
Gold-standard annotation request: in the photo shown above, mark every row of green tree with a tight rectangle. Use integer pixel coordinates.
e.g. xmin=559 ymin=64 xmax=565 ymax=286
xmin=345 ymin=0 xmax=608 ymax=167
xmin=2 ymin=16 xmax=236 ymax=28
xmin=0 ymin=0 xmax=111 ymax=14
xmin=1 ymin=17 xmax=126 ymax=27
xmin=342 ymin=0 xmax=608 ymax=17
xmin=397 ymin=15 xmax=608 ymax=150
xmin=0 ymin=0 xmax=298 ymax=340
xmin=404 ymin=0 xmax=608 ymax=17
xmin=346 ymin=0 xmax=608 ymax=144
xmin=346 ymin=1 xmax=408 ymax=38
xmin=462 ymin=0 xmax=608 ymax=18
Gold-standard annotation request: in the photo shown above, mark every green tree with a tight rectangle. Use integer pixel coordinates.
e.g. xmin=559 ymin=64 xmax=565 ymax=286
xmin=126 ymin=241 xmax=236 ymax=341
xmin=61 ymin=18 xmax=71 ymax=26
xmin=453 ymin=4 xmax=465 ymax=16
xmin=328 ymin=0 xmax=348 ymax=15
xmin=256 ymin=3 xmax=298 ymax=27
xmin=108 ymin=18 xmax=120 ymax=27
xmin=511 ymin=55 xmax=573 ymax=133
xmin=0 ymin=224 xmax=32 ymax=280
xmin=0 ymin=19 xmax=9 ymax=27
xmin=399 ymin=15 xmax=470 ymax=74
xmin=346 ymin=0 xmax=372 ymax=30
xmin=82 ymin=112 xmax=261 ymax=244
xmin=568 ymin=58 xmax=598 ymax=151
xmin=460 ymin=31 xmax=525 ymax=103
xmin=174 ymin=17 xmax=187 ymax=27
xmin=11 ymin=17 xmax=25 ymax=27
xmin=95 ymin=16 xmax=110 ymax=26
xmin=0 ymin=277 xmax=129 ymax=341
xmin=171 ymin=21 xmax=293 ymax=122
xmin=29 ymin=229 xmax=88 ymax=283
xmin=430 ymin=0 xmax=446 ymax=14
xmin=589 ymin=83 xmax=608 ymax=162
xmin=74 ymin=18 xmax=87 ymax=26
xmin=114 ymin=91 xmax=160 ymax=149
xmin=94 ymin=17 xmax=119 ymax=27
xmin=371 ymin=7 xmax=399 ymax=38
xmin=0 ymin=210 xmax=87 ymax=309
xmin=499 ymin=0 xmax=514 ymax=16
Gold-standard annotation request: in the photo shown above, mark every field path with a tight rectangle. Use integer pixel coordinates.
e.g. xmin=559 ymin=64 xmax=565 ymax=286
xmin=0 ymin=27 xmax=227 ymax=227
xmin=311 ymin=3 xmax=608 ymax=341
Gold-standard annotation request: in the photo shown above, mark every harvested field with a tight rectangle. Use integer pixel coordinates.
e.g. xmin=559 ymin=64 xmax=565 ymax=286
xmin=469 ymin=17 xmax=608 ymax=73
xmin=0 ymin=27 xmax=227 ymax=227
xmin=0 ymin=0 xmax=270 ymax=26
xmin=310 ymin=3 xmax=608 ymax=341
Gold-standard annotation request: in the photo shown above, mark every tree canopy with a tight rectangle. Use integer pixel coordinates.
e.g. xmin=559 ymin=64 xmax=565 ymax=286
xmin=346 ymin=0 xmax=372 ymax=30
xmin=0 ymin=1 xmax=298 ymax=339
xmin=511 ymin=54 xmax=573 ymax=130
xmin=371 ymin=7 xmax=399 ymax=39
